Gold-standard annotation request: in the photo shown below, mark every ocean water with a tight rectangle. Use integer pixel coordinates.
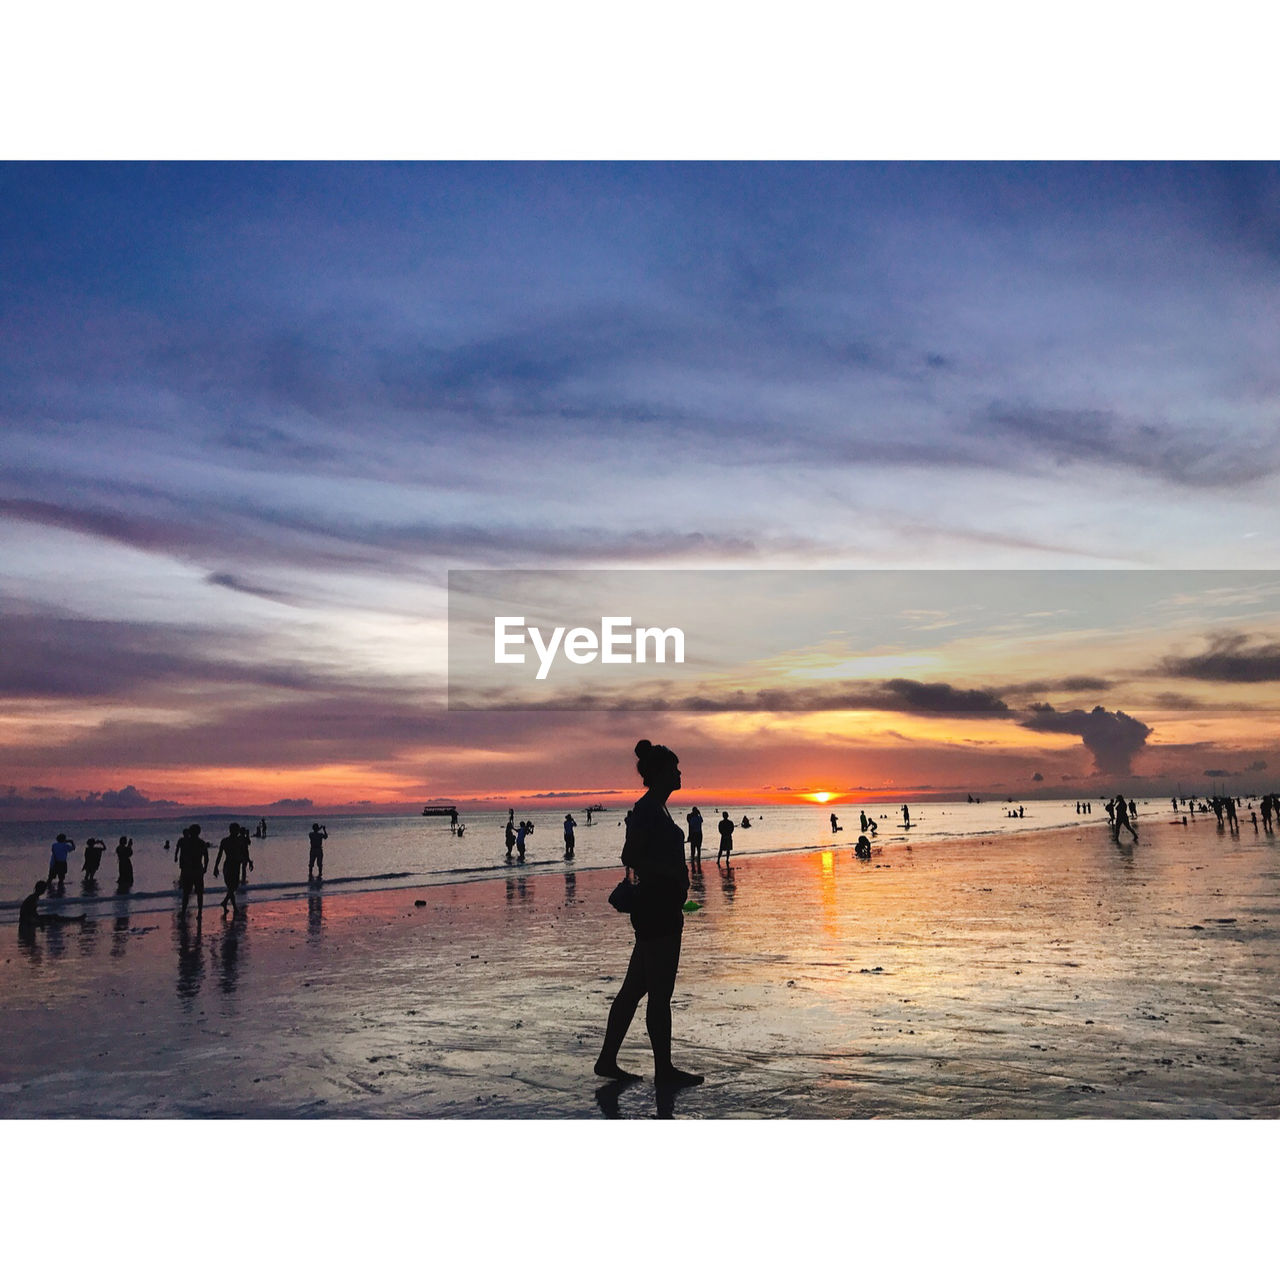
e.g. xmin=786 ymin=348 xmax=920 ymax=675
xmin=0 ymin=796 xmax=1181 ymax=921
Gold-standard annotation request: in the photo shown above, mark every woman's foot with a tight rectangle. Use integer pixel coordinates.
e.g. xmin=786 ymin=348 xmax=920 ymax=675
xmin=594 ymin=1059 xmax=642 ymax=1082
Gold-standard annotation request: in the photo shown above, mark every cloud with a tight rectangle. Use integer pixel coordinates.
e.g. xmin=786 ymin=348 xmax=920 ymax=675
xmin=1203 ymin=769 xmax=1231 ymax=777
xmin=975 ymin=403 xmax=1274 ymax=487
xmin=267 ymin=797 xmax=312 ymax=809
xmin=0 ymin=608 xmax=390 ymax=701
xmin=1160 ymin=633 xmax=1280 ymax=683
xmin=1032 ymin=772 xmax=1044 ymax=781
xmin=1020 ymin=703 xmax=1153 ymax=775
xmin=617 ymin=679 xmax=1016 ymax=720
xmin=1149 ymin=691 xmax=1204 ymax=710
xmin=1246 ymin=760 xmax=1268 ymax=772
xmin=998 ymin=676 xmax=1114 ymax=696
xmin=0 ymin=782 xmax=179 ymax=815
xmin=205 ymin=572 xmax=301 ymax=604
xmin=0 ymin=492 xmax=818 ymax=576
xmin=526 ymin=790 xmax=619 ymax=799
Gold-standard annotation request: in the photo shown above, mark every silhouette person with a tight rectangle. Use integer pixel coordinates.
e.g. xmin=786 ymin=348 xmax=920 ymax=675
xmin=595 ymin=739 xmax=703 ymax=1091
xmin=515 ymin=821 xmax=529 ymax=862
xmin=19 ymin=880 xmax=85 ymax=929
xmin=504 ymin=815 xmax=517 ymax=859
xmin=1112 ymin=794 xmax=1138 ymax=842
xmin=686 ymin=806 xmax=703 ymax=868
xmin=717 ymin=811 xmax=734 ymax=864
xmin=115 ymin=836 xmax=134 ymax=891
xmin=175 ymin=825 xmax=209 ymax=915
xmin=214 ymin=824 xmax=244 ymax=913
xmin=859 ymin=810 xmax=869 ymax=832
xmin=830 ymin=812 xmax=840 ymax=833
xmin=48 ymin=833 xmax=75 ymax=890
xmin=82 ymin=837 xmax=106 ymax=882
xmin=308 ymin=823 xmax=328 ymax=877
xmin=563 ymin=812 xmax=577 ymax=859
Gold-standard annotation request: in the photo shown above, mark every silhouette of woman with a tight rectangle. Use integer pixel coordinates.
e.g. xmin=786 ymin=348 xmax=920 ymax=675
xmin=595 ymin=739 xmax=704 ymax=1090
xmin=115 ymin=836 xmax=134 ymax=891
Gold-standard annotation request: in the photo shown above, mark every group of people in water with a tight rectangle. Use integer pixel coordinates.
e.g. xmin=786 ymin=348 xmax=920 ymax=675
xmin=41 ymin=831 xmax=135 ymax=895
xmin=1170 ymin=792 xmax=1280 ymax=835
xmin=681 ymin=808 xmax=744 ymax=868
xmin=17 ymin=819 xmax=331 ymax=930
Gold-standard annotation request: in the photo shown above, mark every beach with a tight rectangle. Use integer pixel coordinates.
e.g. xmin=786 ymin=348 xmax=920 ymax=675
xmin=3 ymin=817 xmax=1278 ymax=1119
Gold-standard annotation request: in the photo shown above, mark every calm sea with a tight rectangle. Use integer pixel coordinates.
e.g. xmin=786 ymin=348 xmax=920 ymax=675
xmin=0 ymin=797 xmax=1170 ymax=921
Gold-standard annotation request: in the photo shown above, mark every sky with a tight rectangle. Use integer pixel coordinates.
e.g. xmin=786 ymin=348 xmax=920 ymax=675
xmin=3 ymin=162 xmax=1280 ymax=816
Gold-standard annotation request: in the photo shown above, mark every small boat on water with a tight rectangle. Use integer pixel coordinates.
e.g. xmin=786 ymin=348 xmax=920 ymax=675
xmin=422 ymin=805 xmax=459 ymax=820
xmin=585 ymin=803 xmax=608 ymax=814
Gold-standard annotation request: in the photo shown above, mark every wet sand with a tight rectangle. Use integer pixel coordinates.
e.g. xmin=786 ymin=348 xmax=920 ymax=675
xmin=3 ymin=818 xmax=1278 ymax=1118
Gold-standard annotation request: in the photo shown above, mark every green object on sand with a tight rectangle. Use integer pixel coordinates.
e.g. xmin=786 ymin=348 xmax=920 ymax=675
xmin=682 ymin=900 xmax=702 ymax=912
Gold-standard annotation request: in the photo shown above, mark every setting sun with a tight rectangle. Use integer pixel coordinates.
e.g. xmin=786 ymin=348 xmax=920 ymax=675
xmin=810 ymin=792 xmax=833 ymax=804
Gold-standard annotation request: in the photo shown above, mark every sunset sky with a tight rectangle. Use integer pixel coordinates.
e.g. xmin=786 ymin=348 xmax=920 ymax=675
xmin=3 ymin=162 xmax=1279 ymax=815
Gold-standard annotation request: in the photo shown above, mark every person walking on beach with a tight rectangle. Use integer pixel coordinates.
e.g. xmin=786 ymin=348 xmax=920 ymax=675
xmin=1112 ymin=794 xmax=1138 ymax=842
xmin=717 ymin=811 xmax=734 ymax=864
xmin=234 ymin=823 xmax=253 ymax=886
xmin=1224 ymin=796 xmax=1239 ymax=833
xmin=307 ymin=823 xmax=327 ymax=878
xmin=595 ymin=739 xmax=703 ymax=1091
xmin=505 ymin=815 xmax=517 ymax=858
xmin=48 ymin=833 xmax=75 ymax=890
xmin=563 ymin=813 xmax=577 ymax=859
xmin=175 ymin=825 xmax=210 ymax=916
xmin=214 ymin=824 xmax=245 ymax=913
xmin=115 ymin=836 xmax=134 ymax=891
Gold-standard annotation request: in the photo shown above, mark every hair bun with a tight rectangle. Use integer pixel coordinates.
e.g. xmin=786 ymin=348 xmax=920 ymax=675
xmin=634 ymin=739 xmax=653 ymax=759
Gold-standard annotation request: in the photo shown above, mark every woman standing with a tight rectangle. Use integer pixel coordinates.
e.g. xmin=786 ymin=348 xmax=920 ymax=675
xmin=595 ymin=739 xmax=704 ymax=1090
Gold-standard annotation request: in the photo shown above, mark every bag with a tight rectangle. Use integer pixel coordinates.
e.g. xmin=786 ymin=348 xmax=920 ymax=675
xmin=608 ymin=876 xmax=637 ymax=913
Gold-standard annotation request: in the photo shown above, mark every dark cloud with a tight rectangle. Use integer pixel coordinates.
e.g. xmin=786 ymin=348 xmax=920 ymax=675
xmin=1203 ymin=769 xmax=1231 ymax=778
xmin=0 ymin=783 xmax=178 ymax=814
xmin=556 ymin=679 xmax=1016 ymax=720
xmin=0 ymin=609 xmax=384 ymax=700
xmin=527 ymin=790 xmax=617 ymax=799
xmin=1246 ymin=760 xmax=1268 ymax=772
xmin=997 ymin=676 xmax=1113 ymax=698
xmin=267 ymin=797 xmax=312 ymax=808
xmin=0 ymin=492 xmax=817 ymax=575
xmin=1160 ymin=633 xmax=1280 ymax=683
xmin=1020 ymin=703 xmax=1153 ymax=776
xmin=880 ymin=679 xmax=1014 ymax=718
xmin=1032 ymin=772 xmax=1044 ymax=781
xmin=1149 ymin=691 xmax=1204 ymax=710
xmin=205 ymin=572 xmax=300 ymax=604
xmin=975 ymin=403 xmax=1273 ymax=486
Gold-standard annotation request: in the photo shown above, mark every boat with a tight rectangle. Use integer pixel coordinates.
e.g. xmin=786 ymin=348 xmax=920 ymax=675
xmin=422 ymin=805 xmax=459 ymax=819
xmin=585 ymin=803 xmax=607 ymax=814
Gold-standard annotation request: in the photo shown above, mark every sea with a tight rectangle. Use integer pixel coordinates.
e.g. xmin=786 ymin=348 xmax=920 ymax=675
xmin=0 ymin=796 xmax=1172 ymax=922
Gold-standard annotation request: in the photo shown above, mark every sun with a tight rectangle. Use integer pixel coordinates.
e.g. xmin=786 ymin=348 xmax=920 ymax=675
xmin=811 ymin=791 xmax=833 ymax=804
